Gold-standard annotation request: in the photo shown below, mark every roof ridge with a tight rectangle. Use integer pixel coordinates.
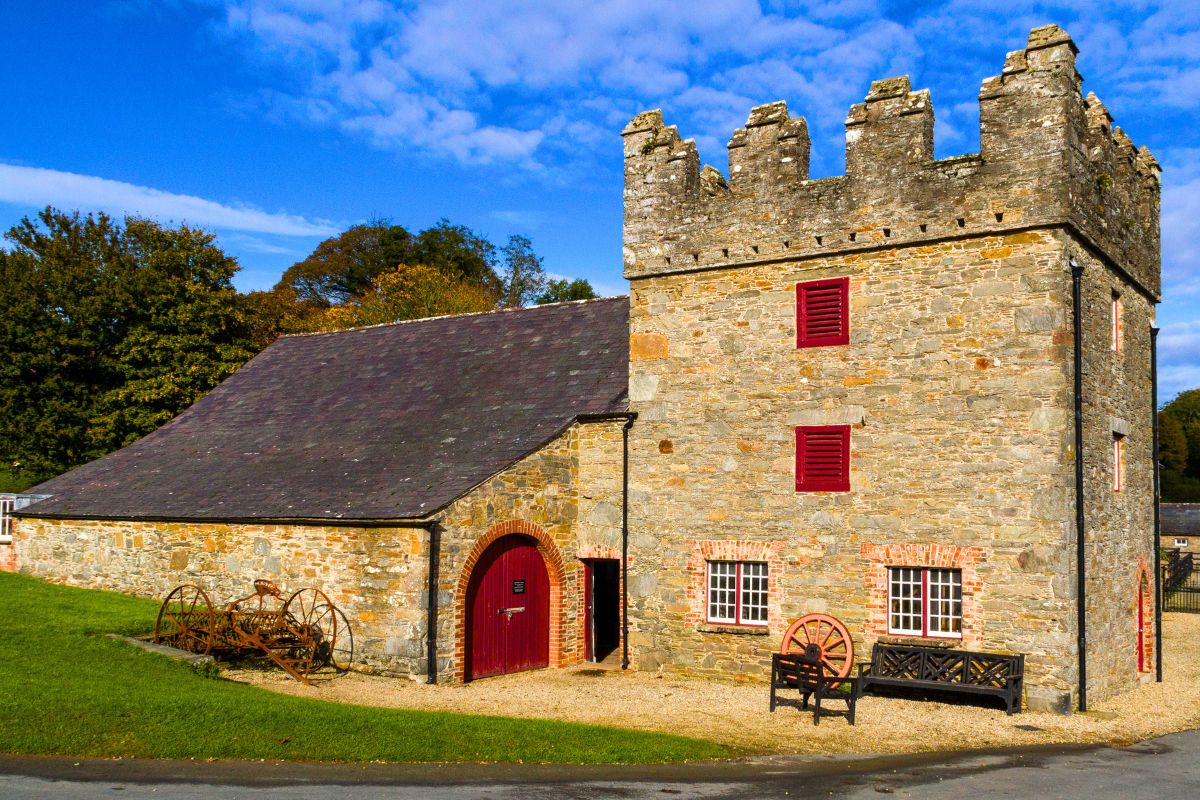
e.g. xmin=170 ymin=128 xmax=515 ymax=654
xmin=282 ymin=295 xmax=629 ymax=338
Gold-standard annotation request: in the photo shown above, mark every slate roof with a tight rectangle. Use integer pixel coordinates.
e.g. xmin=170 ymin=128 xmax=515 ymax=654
xmin=21 ymin=297 xmax=629 ymax=522
xmin=1163 ymin=504 xmax=1200 ymax=536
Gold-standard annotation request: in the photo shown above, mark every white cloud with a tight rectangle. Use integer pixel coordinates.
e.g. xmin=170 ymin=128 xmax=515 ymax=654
xmin=0 ymin=164 xmax=338 ymax=237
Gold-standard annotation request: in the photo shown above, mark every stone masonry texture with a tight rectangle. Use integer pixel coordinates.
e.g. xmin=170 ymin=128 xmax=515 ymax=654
xmin=622 ymin=25 xmax=1158 ymax=710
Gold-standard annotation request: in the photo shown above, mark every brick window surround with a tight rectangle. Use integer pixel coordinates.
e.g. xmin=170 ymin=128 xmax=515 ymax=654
xmin=453 ymin=519 xmax=567 ymax=682
xmin=686 ymin=540 xmax=786 ymax=630
xmin=861 ymin=543 xmax=986 ymax=648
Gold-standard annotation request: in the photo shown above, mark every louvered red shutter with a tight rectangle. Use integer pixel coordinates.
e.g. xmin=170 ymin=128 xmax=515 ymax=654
xmin=795 ymin=425 xmax=850 ymax=492
xmin=796 ymin=277 xmax=849 ymax=348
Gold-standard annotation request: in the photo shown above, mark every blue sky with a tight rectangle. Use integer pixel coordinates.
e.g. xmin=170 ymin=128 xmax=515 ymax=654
xmin=1 ymin=1 xmax=1198 ymax=398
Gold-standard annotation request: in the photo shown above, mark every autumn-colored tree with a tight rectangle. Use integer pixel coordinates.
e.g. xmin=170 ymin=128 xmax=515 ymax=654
xmin=277 ymin=219 xmax=501 ymax=307
xmin=0 ymin=208 xmax=258 ymax=482
xmin=320 ymin=263 xmax=499 ymax=330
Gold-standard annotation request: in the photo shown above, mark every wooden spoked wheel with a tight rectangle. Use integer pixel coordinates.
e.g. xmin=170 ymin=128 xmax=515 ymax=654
xmin=780 ymin=613 xmax=854 ymax=683
xmin=283 ymin=588 xmax=353 ymax=677
xmin=154 ymin=584 xmax=215 ymax=655
xmin=311 ymin=603 xmax=354 ymax=673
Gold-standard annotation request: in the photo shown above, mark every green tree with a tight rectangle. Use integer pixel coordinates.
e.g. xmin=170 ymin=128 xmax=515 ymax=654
xmin=535 ymin=278 xmax=598 ymax=305
xmin=1162 ymin=388 xmax=1200 ymax=477
xmin=276 ymin=220 xmax=414 ymax=306
xmin=410 ymin=220 xmax=500 ymax=294
xmin=1160 ymin=409 xmax=1189 ymax=474
xmin=0 ymin=208 xmax=258 ymax=482
xmin=498 ymin=234 xmax=546 ymax=308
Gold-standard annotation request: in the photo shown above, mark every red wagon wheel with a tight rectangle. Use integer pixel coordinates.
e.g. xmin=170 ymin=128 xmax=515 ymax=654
xmin=154 ymin=584 xmax=215 ymax=656
xmin=781 ymin=613 xmax=854 ymax=682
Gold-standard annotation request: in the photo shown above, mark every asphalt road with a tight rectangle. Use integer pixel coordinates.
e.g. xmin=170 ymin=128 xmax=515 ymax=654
xmin=1 ymin=730 xmax=1197 ymax=799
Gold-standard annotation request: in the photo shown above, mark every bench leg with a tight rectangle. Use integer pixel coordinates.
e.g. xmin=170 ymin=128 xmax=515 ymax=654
xmin=769 ymin=683 xmax=777 ymax=713
xmin=847 ymin=693 xmax=856 ymax=726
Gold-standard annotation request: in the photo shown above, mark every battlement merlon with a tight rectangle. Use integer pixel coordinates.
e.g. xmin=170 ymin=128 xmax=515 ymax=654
xmin=621 ymin=24 xmax=1161 ymax=300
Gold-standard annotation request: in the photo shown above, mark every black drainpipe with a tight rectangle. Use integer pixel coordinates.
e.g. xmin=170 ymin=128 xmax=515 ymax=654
xmin=1151 ymin=326 xmax=1163 ymax=682
xmin=426 ymin=522 xmax=442 ymax=684
xmin=1071 ymin=257 xmax=1088 ymax=712
xmin=621 ymin=412 xmax=637 ymax=670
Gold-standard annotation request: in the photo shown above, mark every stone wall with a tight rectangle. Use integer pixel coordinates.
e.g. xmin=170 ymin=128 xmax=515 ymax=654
xmin=13 ymin=516 xmax=431 ymax=675
xmin=14 ymin=418 xmax=628 ymax=683
xmin=625 ymin=231 xmax=1079 ymax=694
xmin=621 ymin=26 xmax=1159 ymax=299
xmin=434 ymin=418 xmax=626 ymax=682
xmin=1072 ymin=237 xmax=1158 ymax=701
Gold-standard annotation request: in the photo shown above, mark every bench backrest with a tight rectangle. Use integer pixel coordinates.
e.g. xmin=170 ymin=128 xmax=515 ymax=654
xmin=869 ymin=643 xmax=1023 ymax=687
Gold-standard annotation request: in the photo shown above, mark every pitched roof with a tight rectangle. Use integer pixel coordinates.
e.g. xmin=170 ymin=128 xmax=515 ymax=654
xmin=1163 ymin=504 xmax=1200 ymax=537
xmin=22 ymin=297 xmax=629 ymax=522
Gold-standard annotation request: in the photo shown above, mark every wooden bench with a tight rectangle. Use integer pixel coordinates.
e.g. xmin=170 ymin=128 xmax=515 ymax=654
xmin=769 ymin=646 xmax=857 ymax=725
xmin=855 ymin=642 xmax=1024 ymax=715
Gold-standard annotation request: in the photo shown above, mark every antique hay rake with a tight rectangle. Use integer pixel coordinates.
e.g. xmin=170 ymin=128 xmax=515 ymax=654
xmin=154 ymin=578 xmax=353 ymax=684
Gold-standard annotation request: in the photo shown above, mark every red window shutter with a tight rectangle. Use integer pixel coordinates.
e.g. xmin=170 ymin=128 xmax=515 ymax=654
xmin=795 ymin=425 xmax=850 ymax=492
xmin=796 ymin=277 xmax=849 ymax=348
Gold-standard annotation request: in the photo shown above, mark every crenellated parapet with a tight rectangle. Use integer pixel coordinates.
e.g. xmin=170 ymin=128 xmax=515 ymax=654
xmin=622 ymin=25 xmax=1160 ymax=298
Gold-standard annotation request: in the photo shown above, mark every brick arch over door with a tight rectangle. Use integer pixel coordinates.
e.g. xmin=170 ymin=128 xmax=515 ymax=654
xmin=454 ymin=519 xmax=567 ymax=682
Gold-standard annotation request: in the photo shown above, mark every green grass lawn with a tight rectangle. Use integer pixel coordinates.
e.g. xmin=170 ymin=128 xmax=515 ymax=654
xmin=0 ymin=572 xmax=728 ymax=763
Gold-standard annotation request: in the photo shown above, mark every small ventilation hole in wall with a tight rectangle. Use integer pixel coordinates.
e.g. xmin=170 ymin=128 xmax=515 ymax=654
xmin=722 ymin=248 xmax=729 ymax=258
xmin=665 ymin=256 xmax=672 ymax=265
xmin=849 ymin=232 xmax=857 ymax=242
xmin=751 ymin=245 xmax=759 ymax=254
xmin=957 ymin=217 xmax=966 ymax=228
xmin=883 ymin=228 xmax=891 ymax=238
xmin=815 ymin=235 xmax=823 ymax=245
xmin=995 ymin=212 xmax=1004 ymax=222
xmin=783 ymin=240 xmax=791 ymax=249
xmin=691 ymin=253 xmax=699 ymax=262
xmin=919 ymin=224 xmax=927 ymax=233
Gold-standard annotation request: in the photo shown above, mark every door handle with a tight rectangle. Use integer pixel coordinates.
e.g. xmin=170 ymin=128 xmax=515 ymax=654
xmin=497 ymin=607 xmax=526 ymax=617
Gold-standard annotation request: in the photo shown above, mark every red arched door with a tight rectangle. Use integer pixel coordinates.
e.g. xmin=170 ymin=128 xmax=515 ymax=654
xmin=466 ymin=535 xmax=550 ymax=680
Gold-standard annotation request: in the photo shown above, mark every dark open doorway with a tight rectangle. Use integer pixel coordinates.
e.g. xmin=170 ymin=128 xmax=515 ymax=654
xmin=585 ymin=559 xmax=621 ymax=663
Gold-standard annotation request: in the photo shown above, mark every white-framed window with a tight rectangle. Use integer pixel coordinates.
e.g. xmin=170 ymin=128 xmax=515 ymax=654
xmin=706 ymin=561 xmax=768 ymax=626
xmin=0 ymin=496 xmax=14 ymax=544
xmin=888 ymin=567 xmax=962 ymax=639
xmin=1176 ymin=538 xmax=1189 ymax=549
xmin=1111 ymin=291 xmax=1123 ymax=352
xmin=1113 ymin=434 xmax=1126 ymax=493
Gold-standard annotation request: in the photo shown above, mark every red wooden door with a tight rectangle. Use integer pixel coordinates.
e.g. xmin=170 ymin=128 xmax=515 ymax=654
xmin=1137 ymin=585 xmax=1146 ymax=673
xmin=467 ymin=535 xmax=550 ymax=680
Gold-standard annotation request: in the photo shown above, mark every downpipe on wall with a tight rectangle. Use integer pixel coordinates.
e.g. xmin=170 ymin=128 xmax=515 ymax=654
xmin=622 ymin=412 xmax=637 ymax=670
xmin=1152 ymin=325 xmax=1163 ymax=682
xmin=1071 ymin=257 xmax=1088 ymax=712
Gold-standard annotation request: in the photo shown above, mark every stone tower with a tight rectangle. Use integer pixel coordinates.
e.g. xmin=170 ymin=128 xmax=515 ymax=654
xmin=622 ymin=25 xmax=1160 ymax=711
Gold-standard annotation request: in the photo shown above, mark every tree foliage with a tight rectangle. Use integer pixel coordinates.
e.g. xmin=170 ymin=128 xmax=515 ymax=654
xmin=536 ymin=278 xmax=597 ymax=305
xmin=321 ymin=264 xmax=499 ymax=330
xmin=1161 ymin=388 xmax=1200 ymax=502
xmin=276 ymin=219 xmax=500 ymax=306
xmin=0 ymin=208 xmax=257 ymax=482
xmin=498 ymin=234 xmax=546 ymax=308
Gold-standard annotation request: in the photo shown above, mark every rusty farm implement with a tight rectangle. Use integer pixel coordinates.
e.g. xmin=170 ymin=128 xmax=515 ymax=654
xmin=154 ymin=579 xmax=353 ymax=684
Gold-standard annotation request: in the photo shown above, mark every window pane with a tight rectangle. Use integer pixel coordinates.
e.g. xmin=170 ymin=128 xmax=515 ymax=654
xmin=739 ymin=562 xmax=768 ymax=624
xmin=927 ymin=569 xmax=962 ymax=636
xmin=707 ymin=561 xmax=736 ymax=623
xmin=889 ymin=567 xmax=922 ymax=634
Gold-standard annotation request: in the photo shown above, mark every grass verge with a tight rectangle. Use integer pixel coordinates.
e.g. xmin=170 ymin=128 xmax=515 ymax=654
xmin=0 ymin=572 xmax=728 ymax=763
